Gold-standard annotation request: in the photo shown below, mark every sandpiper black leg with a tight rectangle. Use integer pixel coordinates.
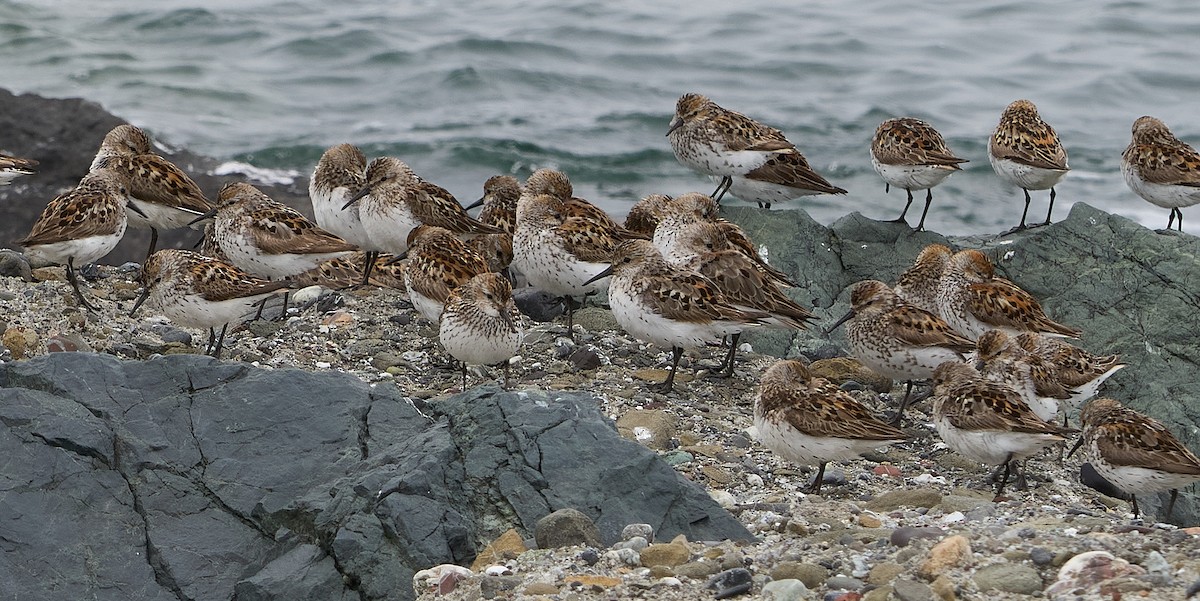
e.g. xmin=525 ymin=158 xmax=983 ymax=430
xmin=1018 ymin=188 xmax=1032 ymax=230
xmin=889 ymin=380 xmax=915 ymax=426
xmin=993 ymin=453 xmax=1016 ymax=500
xmin=1042 ymin=188 xmax=1056 ymax=226
xmin=65 ymin=258 xmax=97 ymax=312
xmin=892 ymin=189 xmax=914 ymax=223
xmin=204 ymin=327 xmax=217 ymax=355
xmin=461 ymin=361 xmax=468 ymax=390
xmin=1167 ymin=489 xmax=1180 ymax=520
xmin=212 ymin=323 xmax=229 ymax=358
xmin=145 ymin=227 xmax=160 ymax=260
xmin=716 ymin=332 xmax=740 ymax=377
xmin=916 ymin=189 xmax=934 ymax=231
xmin=1131 ymin=494 xmax=1141 ymax=519
xmin=650 ymin=346 xmax=684 ymax=393
xmin=806 ymin=461 xmax=829 ymax=494
xmin=711 ymin=176 xmax=732 ymax=203
xmin=502 ymin=361 xmax=511 ymax=390
xmin=359 ymin=250 xmax=378 ymax=287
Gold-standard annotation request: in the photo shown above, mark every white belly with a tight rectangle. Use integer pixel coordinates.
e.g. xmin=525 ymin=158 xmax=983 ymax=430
xmin=155 ymin=290 xmax=274 ymax=330
xmin=23 ymin=227 xmax=126 ymax=268
xmin=439 ymin=315 xmax=522 ymax=367
xmin=670 ymin=135 xmax=775 ymax=176
xmin=989 ymin=155 xmax=1068 ymax=191
xmin=360 ymin=199 xmax=420 ymax=254
xmin=127 ymin=200 xmax=206 ymax=231
xmin=609 ymin=281 xmax=746 ymax=350
xmin=724 ymin=175 xmax=823 ymax=205
xmin=872 ymin=159 xmax=957 ymax=191
xmin=1089 ymin=453 xmax=1200 ymax=496
xmin=312 ymin=187 xmax=373 ymax=249
xmin=934 ymin=417 xmax=1061 ymax=465
xmin=512 ymin=229 xmax=609 ymax=298
xmin=754 ymin=411 xmax=896 ymax=466
xmin=1123 ymin=164 xmax=1200 ymax=209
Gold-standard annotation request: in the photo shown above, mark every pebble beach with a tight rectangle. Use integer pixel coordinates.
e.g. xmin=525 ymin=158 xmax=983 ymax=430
xmin=3 ymin=258 xmax=1199 ymax=601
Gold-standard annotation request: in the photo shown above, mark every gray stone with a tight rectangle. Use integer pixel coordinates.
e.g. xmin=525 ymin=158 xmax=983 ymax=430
xmin=0 ymin=353 xmax=751 ymax=601
xmin=479 ymin=575 xmax=523 ymax=599
xmin=0 ymin=249 xmax=33 ymax=281
xmin=892 ymin=578 xmax=935 ymax=601
xmin=535 ymin=508 xmax=602 ymax=549
xmin=973 ymin=563 xmax=1043 ymax=595
xmin=1030 ymin=547 xmax=1055 ymax=566
xmin=568 ymin=347 xmax=603 ymax=371
xmin=622 ymin=522 xmax=655 ymax=542
xmin=825 ymin=576 xmax=864 ymax=591
xmin=761 ymin=579 xmax=810 ymax=601
xmin=512 ymin=287 xmax=563 ymax=322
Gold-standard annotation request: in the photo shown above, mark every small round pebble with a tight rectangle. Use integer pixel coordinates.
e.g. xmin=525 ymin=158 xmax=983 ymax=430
xmin=707 ymin=567 xmax=753 ymax=599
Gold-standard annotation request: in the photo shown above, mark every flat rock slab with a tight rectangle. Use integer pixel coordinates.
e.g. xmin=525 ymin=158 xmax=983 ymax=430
xmin=0 ymin=353 xmax=750 ymax=601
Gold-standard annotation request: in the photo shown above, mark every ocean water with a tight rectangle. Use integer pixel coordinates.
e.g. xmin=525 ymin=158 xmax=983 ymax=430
xmin=2 ymin=0 xmax=1199 ymax=234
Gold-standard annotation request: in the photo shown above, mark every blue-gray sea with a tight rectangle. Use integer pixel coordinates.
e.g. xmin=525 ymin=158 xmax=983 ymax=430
xmin=2 ymin=0 xmax=1199 ymax=234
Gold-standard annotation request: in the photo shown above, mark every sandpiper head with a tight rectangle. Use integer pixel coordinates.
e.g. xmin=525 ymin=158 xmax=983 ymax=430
xmin=100 ymin=124 xmax=152 ymax=156
xmin=1130 ymin=116 xmax=1175 ymax=145
xmin=482 ymin=175 xmax=522 ymax=203
xmin=676 ymin=221 xmax=728 ymax=254
xmin=673 ymin=93 xmax=711 ymax=121
xmin=1002 ymin=99 xmax=1040 ymax=120
xmin=948 ymin=249 xmax=994 ymax=281
xmin=523 ymin=168 xmax=573 ymax=200
xmin=914 ymin=243 xmax=953 ymax=269
xmin=318 ymin=143 xmax=367 ymax=172
xmin=1078 ymin=397 xmax=1124 ymax=428
xmin=661 ymin=192 xmax=719 ymax=222
xmin=514 ymin=191 xmax=565 ymax=225
xmin=81 ymin=167 xmax=132 ymax=198
xmin=932 ymin=360 xmax=976 ymax=387
xmin=975 ymin=329 xmax=1012 ymax=363
xmin=609 ymin=239 xmax=661 ymax=272
xmin=761 ymin=359 xmax=812 ymax=388
xmin=216 ymin=181 xmax=268 ymax=209
xmin=848 ymin=279 xmax=898 ymax=313
xmin=457 ymin=272 xmax=514 ymax=317
xmin=406 ymin=224 xmax=454 ymax=249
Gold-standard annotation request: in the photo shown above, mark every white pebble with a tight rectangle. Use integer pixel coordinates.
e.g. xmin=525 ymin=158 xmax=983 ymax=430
xmin=913 ymin=473 xmax=946 ymax=485
xmin=657 ymin=577 xmax=682 ymax=587
xmin=746 ymin=473 xmax=764 ymax=487
xmin=709 ymin=489 xmax=737 ymax=509
xmin=314 ymin=361 xmax=331 ymax=369
xmin=633 ymin=426 xmax=653 ymax=442
xmin=484 ymin=565 xmax=511 ymax=576
xmin=939 ymin=511 xmax=965 ymax=524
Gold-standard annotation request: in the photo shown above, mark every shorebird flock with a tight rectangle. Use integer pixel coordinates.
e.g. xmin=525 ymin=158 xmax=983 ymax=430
xmin=7 ymin=92 xmax=1200 ymax=519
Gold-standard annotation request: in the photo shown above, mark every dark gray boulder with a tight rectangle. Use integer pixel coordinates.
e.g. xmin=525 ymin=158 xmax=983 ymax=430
xmin=724 ymin=202 xmax=1200 ymax=523
xmin=0 ymin=353 xmax=750 ymax=601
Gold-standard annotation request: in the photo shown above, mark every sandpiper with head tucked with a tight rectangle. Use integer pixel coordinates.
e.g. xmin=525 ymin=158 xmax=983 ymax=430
xmin=1012 ymin=332 xmax=1126 ymax=425
xmin=1122 ymin=116 xmax=1200 ymax=231
xmin=755 ymin=359 xmax=907 ymax=494
xmin=0 ymin=152 xmax=37 ymax=185
xmin=403 ymin=225 xmax=490 ymax=323
xmin=988 ymin=100 xmax=1070 ymax=231
xmin=1070 ymin=397 xmax=1200 ymax=520
xmin=130 ymin=248 xmax=291 ymax=357
xmin=893 ymin=243 xmax=953 ymax=317
xmin=439 ymin=272 xmax=523 ymax=389
xmin=204 ymin=182 xmax=356 ymax=290
xmin=342 ymin=157 xmax=501 ymax=256
xmin=831 ymin=279 xmax=974 ymax=425
xmin=90 ymin=124 xmax=213 ymax=258
xmin=974 ymin=329 xmax=1073 ymax=424
xmin=18 ymin=168 xmax=137 ymax=311
xmin=931 ymin=361 xmax=1070 ymax=500
xmin=585 ymin=239 xmax=768 ymax=393
xmin=667 ymin=92 xmax=845 ymax=208
xmin=871 ymin=118 xmax=968 ymax=231
xmin=310 ymin=143 xmax=377 ymax=284
xmin=936 ymin=249 xmax=1080 ymax=341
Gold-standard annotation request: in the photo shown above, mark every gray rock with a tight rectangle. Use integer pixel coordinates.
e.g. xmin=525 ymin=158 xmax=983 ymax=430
xmin=479 ymin=575 xmax=523 ymax=599
xmin=892 ymin=578 xmax=935 ymax=601
xmin=568 ymin=347 xmax=603 ymax=371
xmin=0 ymin=353 xmax=751 ymax=601
xmin=512 ymin=287 xmax=563 ymax=322
xmin=973 ymin=563 xmax=1043 ymax=595
xmin=0 ymin=249 xmax=33 ymax=281
xmin=622 ymin=523 xmax=654 ymax=542
xmin=761 ymin=579 xmax=810 ymax=601
xmin=824 ymin=576 xmax=864 ymax=591
xmin=889 ymin=526 xmax=946 ymax=547
xmin=1030 ymin=547 xmax=1055 ymax=566
xmin=535 ymin=508 xmax=603 ymax=549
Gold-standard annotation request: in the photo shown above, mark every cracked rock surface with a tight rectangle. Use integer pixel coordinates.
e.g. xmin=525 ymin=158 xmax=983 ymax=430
xmin=0 ymin=353 xmax=749 ymax=600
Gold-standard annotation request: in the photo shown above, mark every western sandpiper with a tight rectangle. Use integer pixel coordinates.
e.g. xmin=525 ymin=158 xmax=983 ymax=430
xmin=1013 ymin=332 xmax=1126 ymax=425
xmin=1121 ymin=116 xmax=1200 ymax=231
xmin=130 ymin=248 xmax=291 ymax=357
xmin=585 ymin=239 xmax=768 ymax=393
xmin=89 ymin=124 xmax=213 ymax=258
xmin=403 ymin=225 xmax=490 ymax=323
xmin=465 ymin=174 xmax=521 ymax=234
xmin=975 ymin=329 xmax=1073 ymax=423
xmin=988 ymin=100 xmax=1070 ymax=231
xmin=310 ymin=143 xmax=377 ymax=284
xmin=439 ymin=272 xmax=523 ymax=389
xmin=205 ymin=181 xmax=356 ymax=281
xmin=342 ymin=157 xmax=500 ymax=256
xmin=673 ymin=220 xmax=814 ymax=375
xmin=1070 ymin=397 xmax=1200 ymax=520
xmin=0 ymin=152 xmax=37 ymax=185
xmin=936 ymin=249 xmax=1080 ymax=341
xmin=18 ymin=168 xmax=136 ymax=311
xmin=871 ymin=118 xmax=968 ymax=230
xmin=667 ymin=92 xmax=845 ymax=208
xmin=831 ymin=279 xmax=974 ymax=425
xmin=755 ymin=359 xmax=907 ymax=493
xmin=893 ymin=243 xmax=953 ymax=316
xmin=931 ymin=361 xmax=1070 ymax=500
